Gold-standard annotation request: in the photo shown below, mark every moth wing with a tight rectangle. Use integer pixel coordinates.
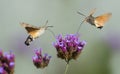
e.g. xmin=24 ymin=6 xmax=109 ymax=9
xmin=20 ymin=22 xmax=40 ymax=33
xmin=89 ymin=8 xmax=96 ymax=15
xmin=20 ymin=23 xmax=42 ymax=38
xmin=94 ymin=13 xmax=112 ymax=27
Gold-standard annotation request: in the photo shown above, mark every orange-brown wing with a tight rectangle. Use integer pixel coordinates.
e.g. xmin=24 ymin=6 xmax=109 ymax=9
xmin=20 ymin=22 xmax=40 ymax=33
xmin=94 ymin=13 xmax=112 ymax=27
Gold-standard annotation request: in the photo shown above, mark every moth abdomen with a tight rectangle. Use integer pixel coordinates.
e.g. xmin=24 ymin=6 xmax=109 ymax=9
xmin=97 ymin=26 xmax=103 ymax=29
xmin=25 ymin=35 xmax=33 ymax=46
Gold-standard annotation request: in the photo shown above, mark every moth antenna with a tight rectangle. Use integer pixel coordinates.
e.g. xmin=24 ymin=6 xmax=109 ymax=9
xmin=77 ymin=11 xmax=86 ymax=17
xmin=45 ymin=26 xmax=53 ymax=30
xmin=76 ymin=19 xmax=86 ymax=33
xmin=47 ymin=28 xmax=56 ymax=38
xmin=44 ymin=20 xmax=48 ymax=27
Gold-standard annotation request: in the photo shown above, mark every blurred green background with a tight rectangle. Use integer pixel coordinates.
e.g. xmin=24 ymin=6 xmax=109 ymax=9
xmin=0 ymin=0 xmax=120 ymax=74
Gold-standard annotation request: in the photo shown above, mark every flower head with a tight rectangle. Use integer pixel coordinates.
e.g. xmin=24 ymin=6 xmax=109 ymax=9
xmin=53 ymin=34 xmax=86 ymax=63
xmin=33 ymin=48 xmax=51 ymax=69
xmin=0 ymin=50 xmax=15 ymax=74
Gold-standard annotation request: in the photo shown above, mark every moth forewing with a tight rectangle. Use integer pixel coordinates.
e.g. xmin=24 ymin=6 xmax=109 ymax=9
xmin=20 ymin=22 xmax=37 ymax=28
xmin=20 ymin=22 xmax=40 ymax=33
xmin=89 ymin=8 xmax=96 ymax=16
xmin=94 ymin=13 xmax=112 ymax=27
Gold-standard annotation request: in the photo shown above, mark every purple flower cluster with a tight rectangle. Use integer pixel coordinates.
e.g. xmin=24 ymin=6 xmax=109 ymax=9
xmin=32 ymin=48 xmax=51 ymax=69
xmin=0 ymin=50 xmax=15 ymax=74
xmin=53 ymin=34 xmax=86 ymax=63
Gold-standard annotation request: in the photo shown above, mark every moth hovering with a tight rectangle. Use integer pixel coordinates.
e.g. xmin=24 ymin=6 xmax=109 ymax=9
xmin=20 ymin=20 xmax=53 ymax=46
xmin=77 ymin=8 xmax=112 ymax=29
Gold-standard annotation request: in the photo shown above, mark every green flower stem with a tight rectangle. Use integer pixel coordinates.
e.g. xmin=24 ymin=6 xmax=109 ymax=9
xmin=64 ymin=63 xmax=69 ymax=74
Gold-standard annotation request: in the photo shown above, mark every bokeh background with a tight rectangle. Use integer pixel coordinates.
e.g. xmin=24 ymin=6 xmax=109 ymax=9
xmin=0 ymin=0 xmax=120 ymax=74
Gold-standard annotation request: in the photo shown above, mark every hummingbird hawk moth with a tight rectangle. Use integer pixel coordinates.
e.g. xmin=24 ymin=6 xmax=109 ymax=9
xmin=20 ymin=20 xmax=53 ymax=46
xmin=77 ymin=8 xmax=112 ymax=30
